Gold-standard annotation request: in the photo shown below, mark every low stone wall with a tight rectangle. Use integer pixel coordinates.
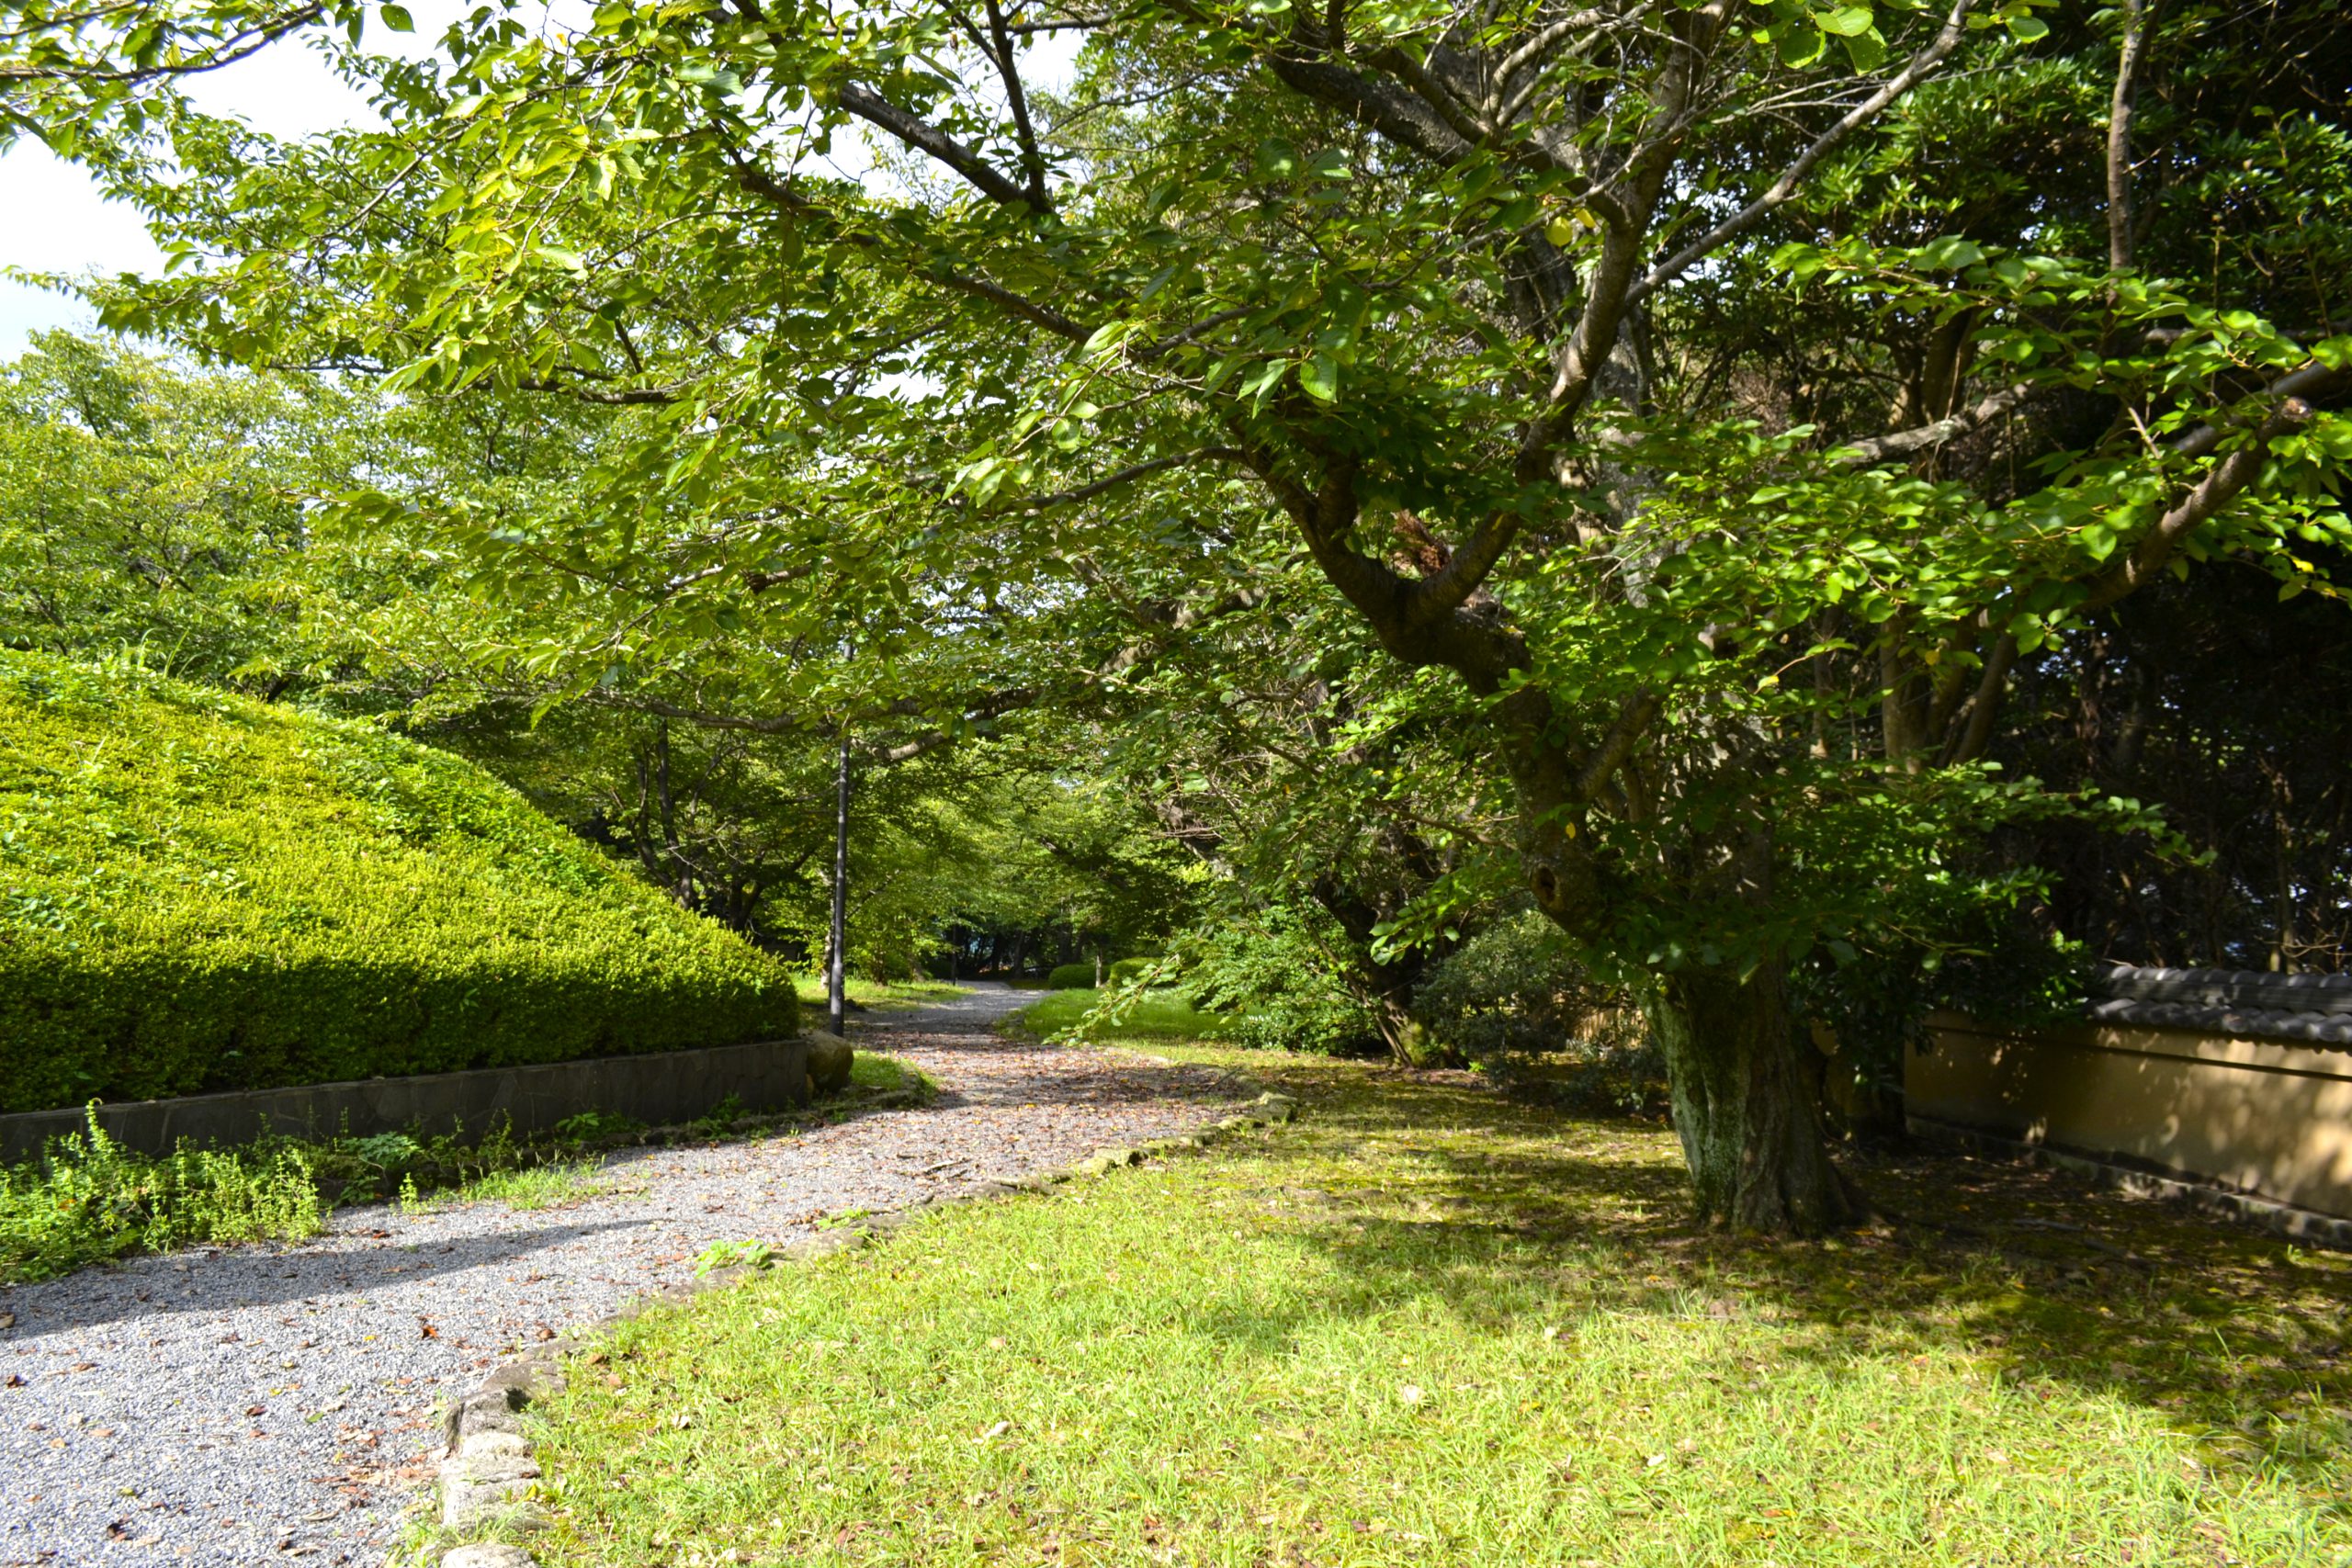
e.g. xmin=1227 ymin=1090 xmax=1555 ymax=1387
xmin=1907 ymin=1011 xmax=2352 ymax=1241
xmin=0 ymin=1038 xmax=813 ymax=1164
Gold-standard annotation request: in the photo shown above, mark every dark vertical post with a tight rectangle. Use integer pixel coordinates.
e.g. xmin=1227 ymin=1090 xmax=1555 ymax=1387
xmin=828 ymin=728 xmax=852 ymax=1037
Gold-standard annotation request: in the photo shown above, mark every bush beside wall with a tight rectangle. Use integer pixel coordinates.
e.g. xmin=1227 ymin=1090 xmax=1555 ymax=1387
xmin=1046 ymin=963 xmax=1098 ymax=991
xmin=0 ymin=652 xmax=797 ymax=1113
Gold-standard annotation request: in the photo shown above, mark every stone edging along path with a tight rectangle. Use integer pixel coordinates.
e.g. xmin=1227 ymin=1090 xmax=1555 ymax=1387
xmin=420 ymin=1088 xmax=1302 ymax=1568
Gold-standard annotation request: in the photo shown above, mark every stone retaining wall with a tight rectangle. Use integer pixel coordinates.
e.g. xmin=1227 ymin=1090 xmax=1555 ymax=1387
xmin=0 ymin=1038 xmax=813 ymax=1163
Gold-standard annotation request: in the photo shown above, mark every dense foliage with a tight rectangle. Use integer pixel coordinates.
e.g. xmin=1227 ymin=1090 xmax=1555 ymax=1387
xmin=13 ymin=0 xmax=2349 ymax=1231
xmin=0 ymin=650 xmax=797 ymax=1112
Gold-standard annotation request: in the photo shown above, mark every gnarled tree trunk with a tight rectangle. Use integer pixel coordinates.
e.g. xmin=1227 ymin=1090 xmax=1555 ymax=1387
xmin=1643 ymin=963 xmax=1860 ymax=1235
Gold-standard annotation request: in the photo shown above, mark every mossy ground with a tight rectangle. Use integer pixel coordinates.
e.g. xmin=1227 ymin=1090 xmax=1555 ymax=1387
xmin=521 ymin=1046 xmax=2352 ymax=1567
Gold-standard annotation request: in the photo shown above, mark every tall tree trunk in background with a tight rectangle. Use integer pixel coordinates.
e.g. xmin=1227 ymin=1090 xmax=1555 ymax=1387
xmin=1643 ymin=963 xmax=1860 ymax=1232
xmin=827 ymin=730 xmax=851 ymax=1037
xmin=1308 ymin=877 xmax=1458 ymax=1067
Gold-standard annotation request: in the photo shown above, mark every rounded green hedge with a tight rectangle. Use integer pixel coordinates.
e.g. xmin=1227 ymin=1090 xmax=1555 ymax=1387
xmin=0 ymin=652 xmax=797 ymax=1113
xmin=1046 ymin=963 xmax=1097 ymax=991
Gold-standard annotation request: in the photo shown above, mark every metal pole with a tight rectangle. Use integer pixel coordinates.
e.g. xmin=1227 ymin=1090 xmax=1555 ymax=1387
xmin=827 ymin=728 xmax=851 ymax=1037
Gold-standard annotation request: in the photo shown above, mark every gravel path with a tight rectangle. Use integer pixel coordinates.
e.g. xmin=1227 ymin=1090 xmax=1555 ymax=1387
xmin=0 ymin=986 xmax=1244 ymax=1567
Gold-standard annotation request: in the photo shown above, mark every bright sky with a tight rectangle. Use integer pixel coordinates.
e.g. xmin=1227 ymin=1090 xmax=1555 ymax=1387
xmin=0 ymin=11 xmax=1079 ymax=360
xmin=0 ymin=1 xmax=479 ymax=357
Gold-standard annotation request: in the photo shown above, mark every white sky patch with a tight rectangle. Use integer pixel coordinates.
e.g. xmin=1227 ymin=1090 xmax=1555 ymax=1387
xmin=0 ymin=0 xmax=482 ymax=355
xmin=0 ymin=6 xmax=1086 ymax=357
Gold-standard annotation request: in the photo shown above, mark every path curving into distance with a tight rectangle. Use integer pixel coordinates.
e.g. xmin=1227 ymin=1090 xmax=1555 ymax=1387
xmin=0 ymin=984 xmax=1243 ymax=1567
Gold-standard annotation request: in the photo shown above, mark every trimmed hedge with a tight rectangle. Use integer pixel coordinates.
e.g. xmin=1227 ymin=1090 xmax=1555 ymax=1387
xmin=1046 ymin=963 xmax=1097 ymax=991
xmin=0 ymin=652 xmax=797 ymax=1113
xmin=1106 ymin=956 xmax=1159 ymax=986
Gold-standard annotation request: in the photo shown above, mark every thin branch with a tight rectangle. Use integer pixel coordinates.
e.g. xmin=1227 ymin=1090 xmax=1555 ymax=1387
xmin=1014 ymin=446 xmax=1248 ymax=512
xmin=1835 ymin=381 xmax=2031 ymax=466
xmin=1629 ymin=0 xmax=1973 ymax=305
xmin=933 ymin=269 xmax=1094 ymax=343
xmin=982 ymin=0 xmax=1051 ymax=209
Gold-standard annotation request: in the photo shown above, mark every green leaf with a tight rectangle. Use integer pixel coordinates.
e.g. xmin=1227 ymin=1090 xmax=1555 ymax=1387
xmin=1298 ymin=353 xmax=1340 ymax=403
xmin=2005 ymin=12 xmax=2049 ymax=39
xmin=1816 ymin=6 xmax=1873 ymax=36
xmin=1255 ymin=138 xmax=1300 ymax=180
xmin=1917 ymin=236 xmax=1986 ymax=270
xmin=1774 ymin=22 xmax=1827 ymax=68
xmin=1840 ymin=26 xmax=1886 ymax=69
xmin=379 ymin=3 xmax=414 ymax=30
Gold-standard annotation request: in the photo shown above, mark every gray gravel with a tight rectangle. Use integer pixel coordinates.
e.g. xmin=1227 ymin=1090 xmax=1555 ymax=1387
xmin=0 ymin=985 xmax=1243 ymax=1567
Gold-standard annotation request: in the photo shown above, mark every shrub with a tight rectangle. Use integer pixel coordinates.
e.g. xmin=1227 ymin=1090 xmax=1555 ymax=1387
xmin=0 ymin=1110 xmax=327 ymax=1283
xmin=1046 ymin=962 xmax=1098 ymax=990
xmin=1105 ymin=955 xmax=1163 ymax=986
xmin=1177 ymin=907 xmax=1378 ymax=1054
xmin=1412 ymin=911 xmax=1611 ymax=1060
xmin=0 ymin=651 xmax=797 ymax=1112
xmin=1413 ymin=911 xmax=1662 ymax=1113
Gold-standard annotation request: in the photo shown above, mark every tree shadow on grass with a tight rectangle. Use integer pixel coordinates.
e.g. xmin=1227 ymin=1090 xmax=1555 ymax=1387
xmin=1232 ymin=1058 xmax=2352 ymax=1495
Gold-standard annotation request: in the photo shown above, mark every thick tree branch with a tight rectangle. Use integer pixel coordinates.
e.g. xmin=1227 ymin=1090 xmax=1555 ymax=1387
xmin=837 ymin=82 xmax=1043 ymax=211
xmin=2170 ymin=362 xmax=2342 ymax=460
xmin=1835 ymin=381 xmax=2030 ymax=466
xmin=1576 ymin=691 xmax=1662 ymax=800
xmin=2107 ymin=0 xmax=2147 ymax=272
xmin=2083 ymin=397 xmax=2316 ymax=611
xmin=1264 ymin=53 xmax=1479 ymax=164
xmin=1941 ymin=633 xmax=2017 ymax=766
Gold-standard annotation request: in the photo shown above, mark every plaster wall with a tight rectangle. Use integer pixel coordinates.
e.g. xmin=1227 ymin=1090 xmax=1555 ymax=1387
xmin=1906 ymin=1013 xmax=2352 ymax=1222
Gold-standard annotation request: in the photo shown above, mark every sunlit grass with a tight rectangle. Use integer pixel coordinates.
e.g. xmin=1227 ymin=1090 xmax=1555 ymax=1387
xmin=518 ymin=1048 xmax=2352 ymax=1567
xmin=794 ymin=976 xmax=969 ymax=1012
xmin=848 ymin=1051 xmax=938 ymax=1100
xmin=451 ymin=1160 xmax=607 ymax=1212
xmin=1005 ymin=986 xmax=1241 ymax=1042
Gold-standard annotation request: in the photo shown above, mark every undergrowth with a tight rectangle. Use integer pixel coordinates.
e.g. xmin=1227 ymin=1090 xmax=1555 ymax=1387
xmin=2 ymin=1050 xmax=933 ymax=1283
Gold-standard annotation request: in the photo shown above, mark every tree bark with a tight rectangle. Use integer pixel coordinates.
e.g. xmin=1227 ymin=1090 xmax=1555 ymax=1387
xmin=1642 ymin=963 xmax=1860 ymax=1234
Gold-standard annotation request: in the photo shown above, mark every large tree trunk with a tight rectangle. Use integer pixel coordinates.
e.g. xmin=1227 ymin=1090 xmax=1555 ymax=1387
xmin=1643 ymin=963 xmax=1860 ymax=1235
xmin=1371 ymin=991 xmax=1456 ymax=1068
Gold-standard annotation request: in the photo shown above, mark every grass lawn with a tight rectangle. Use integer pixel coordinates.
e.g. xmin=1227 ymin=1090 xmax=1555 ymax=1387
xmin=793 ymin=976 xmax=970 ymax=1012
xmin=1006 ymin=987 xmax=1240 ymax=1042
xmin=520 ymin=1048 xmax=2351 ymax=1567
